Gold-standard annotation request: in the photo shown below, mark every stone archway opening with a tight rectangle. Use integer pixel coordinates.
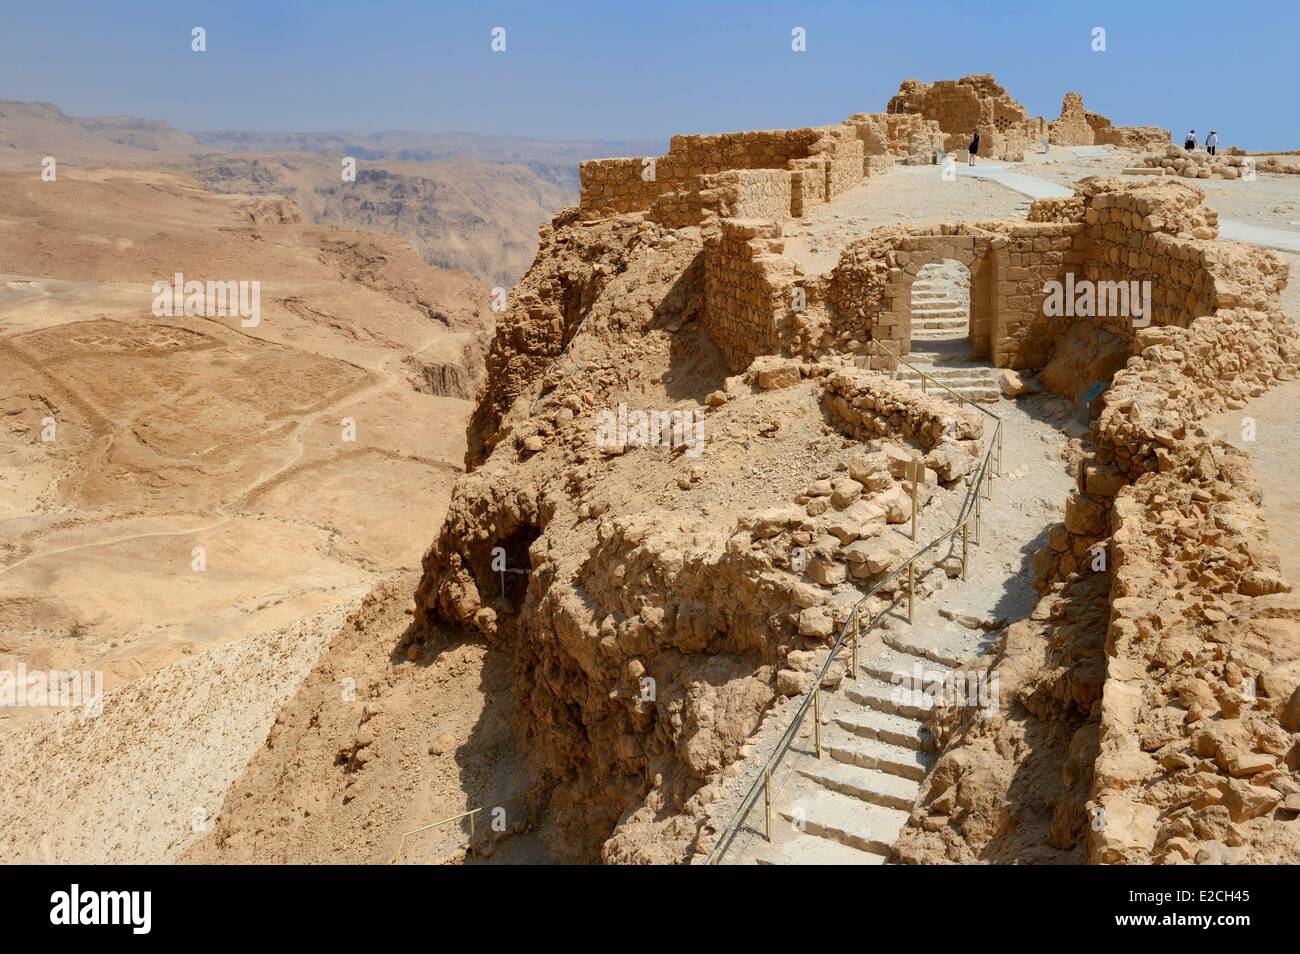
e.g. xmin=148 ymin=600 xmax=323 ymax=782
xmin=909 ymin=259 xmax=972 ymax=356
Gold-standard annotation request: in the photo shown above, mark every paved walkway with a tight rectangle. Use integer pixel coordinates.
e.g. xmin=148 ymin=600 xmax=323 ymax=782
xmin=956 ymin=162 xmax=1072 ymax=199
xmin=959 ymin=156 xmax=1300 ymax=254
xmin=1218 ymin=220 xmax=1300 ymax=254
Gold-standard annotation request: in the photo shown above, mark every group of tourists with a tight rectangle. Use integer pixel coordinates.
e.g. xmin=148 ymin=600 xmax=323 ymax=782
xmin=1184 ymin=129 xmax=1220 ymax=155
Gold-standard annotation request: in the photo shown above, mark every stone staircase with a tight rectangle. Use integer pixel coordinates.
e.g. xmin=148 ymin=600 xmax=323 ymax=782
xmin=755 ymin=647 xmax=951 ymax=865
xmin=893 ymin=360 xmax=1000 ymax=403
xmin=909 ymin=276 xmax=968 ymax=342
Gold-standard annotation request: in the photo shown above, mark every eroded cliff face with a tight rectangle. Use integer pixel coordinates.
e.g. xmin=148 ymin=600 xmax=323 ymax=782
xmin=412 ymin=211 xmax=765 ymax=861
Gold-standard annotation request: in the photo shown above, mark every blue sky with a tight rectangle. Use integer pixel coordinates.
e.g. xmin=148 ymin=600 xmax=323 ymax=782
xmin=2 ymin=0 xmax=1295 ymax=149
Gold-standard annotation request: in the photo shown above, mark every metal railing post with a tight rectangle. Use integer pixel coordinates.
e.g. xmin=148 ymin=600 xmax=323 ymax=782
xmin=907 ymin=562 xmax=915 ymax=623
xmin=468 ymin=810 xmax=476 ymax=860
xmin=962 ymin=522 xmax=969 ymax=580
xmin=911 ymin=478 xmax=919 ymax=542
xmin=851 ymin=618 xmax=859 ymax=680
xmin=814 ymin=686 xmax=823 ymax=758
xmin=997 ymin=423 xmax=1004 ymax=480
xmin=763 ymin=768 xmax=772 ymax=842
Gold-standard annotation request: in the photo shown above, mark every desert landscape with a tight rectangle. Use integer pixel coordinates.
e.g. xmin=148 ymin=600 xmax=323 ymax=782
xmin=3 ymin=14 xmax=1299 ymax=888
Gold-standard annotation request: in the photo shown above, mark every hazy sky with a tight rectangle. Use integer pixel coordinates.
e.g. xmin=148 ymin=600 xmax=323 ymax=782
xmin=2 ymin=0 xmax=1295 ymax=149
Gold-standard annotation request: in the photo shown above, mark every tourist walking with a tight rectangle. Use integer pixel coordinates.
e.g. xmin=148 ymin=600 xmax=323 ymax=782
xmin=1205 ymin=130 xmax=1219 ymax=156
xmin=1184 ymin=129 xmax=1197 ymax=150
xmin=968 ymin=129 xmax=980 ymax=166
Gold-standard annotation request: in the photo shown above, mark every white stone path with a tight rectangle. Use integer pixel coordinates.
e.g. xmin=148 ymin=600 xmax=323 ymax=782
xmin=957 ymin=153 xmax=1300 ymax=254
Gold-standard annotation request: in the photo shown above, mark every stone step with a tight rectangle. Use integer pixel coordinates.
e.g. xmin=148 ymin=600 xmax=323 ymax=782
xmin=824 ymin=728 xmax=935 ymax=781
xmin=897 ymin=377 xmax=995 ymax=391
xmin=834 ymin=707 xmax=933 ymax=751
xmin=756 ymin=834 xmax=887 ymax=865
xmin=779 ymin=789 xmax=910 ymax=855
xmin=862 ymin=651 xmax=954 ymax=690
xmin=911 ymin=388 xmax=997 ymax=403
xmin=912 ymin=332 xmax=972 ymax=342
xmin=897 ymin=374 xmax=993 ymax=383
xmin=896 ymin=366 xmax=992 ymax=380
xmin=913 ymin=318 xmax=968 ymax=328
xmin=911 ymin=305 xmax=966 ymax=316
xmin=801 ymin=758 xmax=923 ymax=811
xmin=844 ymin=675 xmax=934 ymax=719
xmin=881 ymin=632 xmax=971 ymax=670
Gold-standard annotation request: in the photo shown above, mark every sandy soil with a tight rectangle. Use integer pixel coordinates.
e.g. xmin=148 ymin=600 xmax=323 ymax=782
xmin=0 ymin=168 xmax=483 ymax=706
xmin=181 ymin=575 xmax=548 ymax=865
xmin=0 ymin=166 xmax=505 ymax=861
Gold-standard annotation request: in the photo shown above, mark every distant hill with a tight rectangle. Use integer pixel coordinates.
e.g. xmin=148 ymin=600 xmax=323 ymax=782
xmin=190 ymin=128 xmax=665 ymax=191
xmin=180 ymin=152 xmax=575 ymax=288
xmin=0 ymin=99 xmax=663 ymax=286
xmin=0 ymin=100 xmax=205 ymax=165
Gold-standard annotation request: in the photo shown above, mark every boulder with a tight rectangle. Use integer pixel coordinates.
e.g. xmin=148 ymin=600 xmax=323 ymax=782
xmin=755 ymin=358 xmax=802 ymax=390
xmin=998 ymin=368 xmax=1035 ymax=397
xmin=777 ymin=669 xmax=813 ymax=697
xmin=925 ymin=441 xmax=976 ymax=482
xmin=798 ymin=606 xmax=835 ymax=639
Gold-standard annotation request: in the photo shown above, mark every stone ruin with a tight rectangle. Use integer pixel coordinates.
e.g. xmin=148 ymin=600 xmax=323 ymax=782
xmin=407 ymin=75 xmax=1298 ymax=864
xmin=578 ymin=74 xmax=1169 ymax=232
xmin=885 ymin=75 xmax=1168 ymax=159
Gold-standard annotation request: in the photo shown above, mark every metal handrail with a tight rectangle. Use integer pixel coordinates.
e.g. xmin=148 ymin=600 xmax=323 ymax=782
xmin=873 ymin=340 xmax=1002 ymax=423
xmin=390 ymin=787 xmax=542 ymax=864
xmin=705 ymin=347 xmax=1005 ymax=864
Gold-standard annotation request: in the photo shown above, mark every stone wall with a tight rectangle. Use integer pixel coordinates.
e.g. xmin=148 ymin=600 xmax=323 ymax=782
xmin=844 ymin=112 xmax=943 ymax=167
xmin=703 ymin=218 xmax=800 ymax=371
xmin=886 ymin=74 xmax=1045 ymax=161
xmin=819 ymin=222 xmax=1081 ymax=370
xmin=1081 ymin=299 xmax=1299 ymax=862
xmin=888 ymin=77 xmax=1167 ymax=160
xmin=692 ymin=145 xmax=1281 ymax=413
xmin=649 ymin=168 xmax=794 ymax=229
xmin=1048 ymin=92 xmax=1095 ymax=146
xmin=579 ymin=125 xmax=862 ymax=219
xmin=1092 ymin=119 xmax=1169 ymax=150
xmin=580 ymin=157 xmax=664 ymax=216
xmin=822 ymin=367 xmax=984 ymax=448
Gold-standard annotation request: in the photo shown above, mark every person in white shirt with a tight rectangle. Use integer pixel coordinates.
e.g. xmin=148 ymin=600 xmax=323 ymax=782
xmin=1205 ymin=131 xmax=1219 ymax=156
xmin=1184 ymin=129 xmax=1197 ymax=151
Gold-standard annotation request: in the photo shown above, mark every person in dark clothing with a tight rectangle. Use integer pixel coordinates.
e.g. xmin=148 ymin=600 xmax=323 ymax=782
xmin=1184 ymin=129 xmax=1197 ymax=150
xmin=968 ymin=129 xmax=980 ymax=166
